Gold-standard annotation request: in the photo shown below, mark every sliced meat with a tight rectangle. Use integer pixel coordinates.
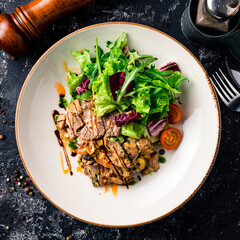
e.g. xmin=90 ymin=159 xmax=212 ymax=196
xmin=56 ymin=114 xmax=66 ymax=130
xmin=110 ymin=177 xmax=125 ymax=185
xmin=99 ymin=165 xmax=123 ymax=185
xmin=76 ymin=126 xmax=93 ymax=141
xmin=105 ymin=138 xmax=126 ymax=158
xmin=95 ymin=149 xmax=113 ymax=168
xmin=76 ymin=138 xmax=98 ymax=155
xmin=66 ymin=101 xmax=120 ymax=141
xmin=66 ymin=100 xmax=85 ymax=139
xmin=123 ymin=138 xmax=139 ymax=161
xmin=78 ymin=100 xmax=106 ymax=140
xmin=83 ymin=163 xmax=100 ymax=187
xmin=147 ymin=152 xmax=160 ymax=172
xmin=137 ymin=138 xmax=154 ymax=155
xmin=142 ymin=152 xmax=160 ymax=176
xmin=103 ymin=112 xmax=120 ymax=137
xmin=106 ymin=151 xmax=122 ymax=167
xmin=114 ymin=165 xmax=131 ymax=179
xmin=105 ymin=138 xmax=133 ymax=170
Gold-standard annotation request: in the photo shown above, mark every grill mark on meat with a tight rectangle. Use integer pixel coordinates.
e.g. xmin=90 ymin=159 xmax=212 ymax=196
xmin=66 ymin=114 xmax=75 ymax=138
xmin=73 ymin=100 xmax=84 ymax=124
xmin=105 ymin=154 xmax=127 ymax=184
xmin=90 ymin=101 xmax=94 ymax=132
xmin=112 ymin=146 xmax=130 ymax=172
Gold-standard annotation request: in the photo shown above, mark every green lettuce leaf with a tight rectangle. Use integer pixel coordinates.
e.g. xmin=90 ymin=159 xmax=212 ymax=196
xmin=92 ymin=35 xmax=130 ymax=116
xmin=71 ymin=90 xmax=92 ymax=102
xmin=59 ymin=97 xmax=69 ymax=109
xmin=131 ymin=92 xmax=151 ymax=114
xmin=67 ymin=71 xmax=85 ymax=93
xmin=117 ymin=57 xmax=157 ymax=102
xmin=128 ymin=49 xmax=152 ymax=65
xmin=120 ymin=122 xmax=145 ymax=139
xmin=92 ymin=73 xmax=117 ymax=116
xmin=72 ymin=49 xmax=92 ymax=74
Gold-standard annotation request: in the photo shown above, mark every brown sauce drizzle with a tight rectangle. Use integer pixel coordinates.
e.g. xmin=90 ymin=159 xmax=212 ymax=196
xmin=112 ymin=146 xmax=129 ymax=172
xmin=54 ymin=130 xmax=73 ymax=176
xmin=111 ymin=184 xmax=118 ymax=197
xmin=59 ymin=103 xmax=65 ymax=109
xmin=62 ymin=61 xmax=68 ymax=72
xmin=52 ymin=110 xmax=60 ymax=122
xmin=73 ymin=101 xmax=84 ymax=123
xmin=137 ymin=175 xmax=142 ymax=181
xmin=52 ymin=110 xmax=73 ymax=176
xmin=71 ymin=151 xmax=77 ymax=157
xmin=60 ymin=151 xmax=70 ymax=174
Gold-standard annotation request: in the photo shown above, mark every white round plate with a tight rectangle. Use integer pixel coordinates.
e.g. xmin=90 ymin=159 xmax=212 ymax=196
xmin=16 ymin=22 xmax=221 ymax=227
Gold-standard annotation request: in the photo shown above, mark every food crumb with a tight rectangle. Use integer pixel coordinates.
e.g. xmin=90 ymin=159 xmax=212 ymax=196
xmin=2 ymin=212 xmax=8 ymax=217
xmin=66 ymin=235 xmax=73 ymax=240
xmin=0 ymin=135 xmax=5 ymax=140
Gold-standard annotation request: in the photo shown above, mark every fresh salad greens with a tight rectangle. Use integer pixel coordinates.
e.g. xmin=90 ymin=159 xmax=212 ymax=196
xmin=67 ymin=33 xmax=187 ymax=139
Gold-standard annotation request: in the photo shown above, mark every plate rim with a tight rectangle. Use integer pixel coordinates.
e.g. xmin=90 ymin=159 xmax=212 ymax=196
xmin=15 ymin=21 xmax=221 ymax=228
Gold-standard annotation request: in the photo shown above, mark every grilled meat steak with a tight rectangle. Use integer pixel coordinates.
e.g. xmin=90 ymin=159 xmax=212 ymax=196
xmin=59 ymin=99 xmax=160 ymax=186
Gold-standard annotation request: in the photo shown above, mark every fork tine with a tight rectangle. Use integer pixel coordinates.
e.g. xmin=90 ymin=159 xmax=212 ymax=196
xmin=211 ymin=75 xmax=230 ymax=105
xmin=215 ymin=71 xmax=235 ymax=99
xmin=219 ymin=68 xmax=240 ymax=96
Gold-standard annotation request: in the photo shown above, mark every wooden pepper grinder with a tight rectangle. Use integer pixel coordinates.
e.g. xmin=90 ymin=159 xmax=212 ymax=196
xmin=0 ymin=0 xmax=94 ymax=57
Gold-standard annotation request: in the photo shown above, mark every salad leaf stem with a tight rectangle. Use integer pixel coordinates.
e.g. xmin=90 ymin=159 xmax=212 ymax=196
xmin=117 ymin=57 xmax=157 ymax=103
xmin=95 ymin=39 xmax=101 ymax=75
xmin=117 ymin=67 xmax=139 ymax=103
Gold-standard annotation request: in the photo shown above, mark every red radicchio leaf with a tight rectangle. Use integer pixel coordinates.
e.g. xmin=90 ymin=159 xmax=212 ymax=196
xmin=76 ymin=77 xmax=90 ymax=94
xmin=109 ymin=72 xmax=133 ymax=101
xmin=122 ymin=44 xmax=129 ymax=57
xmin=112 ymin=110 xmax=141 ymax=127
xmin=147 ymin=118 xmax=167 ymax=137
xmin=159 ymin=62 xmax=180 ymax=72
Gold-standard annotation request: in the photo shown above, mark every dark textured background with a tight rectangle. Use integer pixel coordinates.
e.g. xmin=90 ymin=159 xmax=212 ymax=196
xmin=0 ymin=0 xmax=240 ymax=239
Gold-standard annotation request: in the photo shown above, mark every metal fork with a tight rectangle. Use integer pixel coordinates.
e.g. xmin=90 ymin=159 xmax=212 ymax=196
xmin=210 ymin=68 xmax=240 ymax=112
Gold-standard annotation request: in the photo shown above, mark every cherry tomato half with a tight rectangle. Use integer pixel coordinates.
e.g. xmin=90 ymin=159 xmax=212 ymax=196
xmin=160 ymin=128 xmax=182 ymax=150
xmin=168 ymin=104 xmax=181 ymax=124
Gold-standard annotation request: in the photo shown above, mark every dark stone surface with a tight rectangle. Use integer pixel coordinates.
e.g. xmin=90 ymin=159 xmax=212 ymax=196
xmin=0 ymin=0 xmax=239 ymax=239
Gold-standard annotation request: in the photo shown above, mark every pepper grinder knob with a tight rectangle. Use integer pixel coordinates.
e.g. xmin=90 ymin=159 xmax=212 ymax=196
xmin=206 ymin=0 xmax=240 ymax=20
